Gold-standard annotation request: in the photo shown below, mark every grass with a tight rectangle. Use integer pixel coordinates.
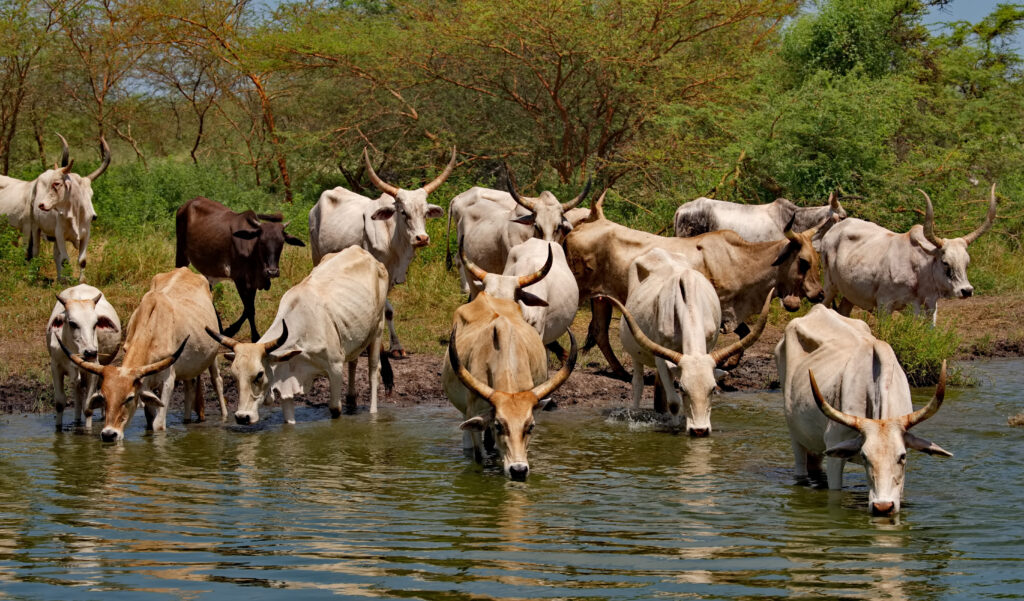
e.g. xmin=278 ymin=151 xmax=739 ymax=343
xmin=871 ymin=313 xmax=969 ymax=387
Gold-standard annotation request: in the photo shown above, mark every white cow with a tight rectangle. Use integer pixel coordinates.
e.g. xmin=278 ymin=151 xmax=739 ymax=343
xmin=501 ymin=238 xmax=579 ymax=360
xmin=46 ymin=284 xmax=122 ymax=430
xmin=446 ymin=172 xmax=590 ymax=293
xmin=206 ymin=246 xmax=391 ymax=424
xmin=308 ymin=147 xmax=454 ymax=357
xmin=604 ymin=249 xmax=772 ymax=436
xmin=674 ymin=194 xmax=846 ymax=243
xmin=820 ymin=185 xmax=997 ymax=324
xmin=31 ymin=137 xmax=110 ymax=282
xmin=775 ymin=304 xmax=953 ymax=515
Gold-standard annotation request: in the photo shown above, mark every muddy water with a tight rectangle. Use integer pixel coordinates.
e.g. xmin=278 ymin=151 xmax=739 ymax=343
xmin=0 ymin=359 xmax=1022 ymax=600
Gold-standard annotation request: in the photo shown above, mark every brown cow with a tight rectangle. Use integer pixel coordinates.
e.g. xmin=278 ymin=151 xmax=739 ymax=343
xmin=564 ymin=192 xmax=823 ymax=378
xmin=175 ymin=197 xmax=305 ymax=341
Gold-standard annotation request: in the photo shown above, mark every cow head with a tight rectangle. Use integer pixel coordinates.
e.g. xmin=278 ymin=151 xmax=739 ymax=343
xmin=58 ymin=336 xmax=188 ymax=442
xmin=448 ymin=327 xmax=577 ymax=480
xmin=206 ymin=323 xmax=300 ymax=425
xmin=505 ymin=165 xmax=590 ymax=243
xmin=33 ymin=162 xmax=73 ymax=214
xmin=459 ymin=241 xmax=553 ymax=305
xmin=916 ymin=185 xmax=997 ymax=300
xmin=809 ymin=363 xmax=952 ymax=515
xmin=364 ymin=147 xmax=454 ymax=247
xmin=606 ymin=289 xmax=772 ymax=436
xmin=232 ymin=215 xmax=305 ymax=283
xmin=771 ymin=217 xmax=824 ymax=310
xmin=53 ymin=290 xmax=116 ymax=360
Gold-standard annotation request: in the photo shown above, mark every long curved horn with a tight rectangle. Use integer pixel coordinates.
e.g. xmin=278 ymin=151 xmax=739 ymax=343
xmin=531 ymin=330 xmax=577 ymax=399
xmin=962 ymin=183 xmax=997 ymax=245
xmin=809 ymin=369 xmax=862 ymax=430
xmin=902 ymin=360 xmax=947 ymax=429
xmin=783 ymin=214 xmax=797 ymax=241
xmin=134 ymin=336 xmax=189 ymax=379
xmin=263 ymin=320 xmax=289 ymax=354
xmin=458 ymin=238 xmax=489 ymax=282
xmin=600 ymin=295 xmax=683 ymax=365
xmin=918 ymin=189 xmax=945 ymax=248
xmin=363 ymin=148 xmax=399 ymax=197
xmin=85 ymin=137 xmax=110 ymax=182
xmin=516 ymin=246 xmax=553 ymax=288
xmin=205 ymin=326 xmax=239 ymax=350
xmin=448 ymin=326 xmax=495 ymax=400
xmin=504 ymin=162 xmax=536 ymax=212
xmin=561 ymin=177 xmax=592 ymax=211
xmin=710 ymin=288 xmax=774 ymax=366
xmin=57 ymin=336 xmax=105 ymax=375
xmin=56 ymin=133 xmax=69 ymax=168
xmin=422 ymin=146 xmax=457 ymax=194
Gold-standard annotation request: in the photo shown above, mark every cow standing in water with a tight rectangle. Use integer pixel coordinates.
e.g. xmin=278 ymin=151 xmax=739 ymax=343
xmin=175 ymin=197 xmax=305 ymax=341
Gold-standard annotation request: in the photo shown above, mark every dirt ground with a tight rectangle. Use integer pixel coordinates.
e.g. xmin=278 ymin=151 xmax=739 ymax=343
xmin=5 ymin=293 xmax=1024 ymax=418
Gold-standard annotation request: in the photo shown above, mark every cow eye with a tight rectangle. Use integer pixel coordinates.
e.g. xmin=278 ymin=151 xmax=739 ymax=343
xmin=898 ymin=453 xmax=907 ymax=464
xmin=69 ymin=321 xmax=79 ymax=330
xmin=798 ymin=258 xmax=811 ymax=272
xmin=493 ymin=421 xmax=505 ymax=435
xmin=525 ymin=423 xmax=535 ymax=436
xmin=254 ymin=371 xmax=264 ymax=383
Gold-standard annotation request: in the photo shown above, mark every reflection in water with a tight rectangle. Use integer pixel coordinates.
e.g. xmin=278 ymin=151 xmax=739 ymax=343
xmin=0 ymin=359 xmax=1021 ymax=600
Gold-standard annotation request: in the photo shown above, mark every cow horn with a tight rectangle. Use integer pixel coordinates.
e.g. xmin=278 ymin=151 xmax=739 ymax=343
xmin=918 ymin=189 xmax=945 ymax=248
xmin=962 ymin=183 xmax=998 ymax=245
xmin=56 ymin=133 xmax=69 ymax=168
xmin=516 ymin=246 xmax=553 ymax=288
xmin=56 ymin=336 xmax=105 ymax=375
xmin=783 ymin=214 xmax=797 ymax=240
xmin=60 ymin=158 xmax=75 ymax=175
xmin=600 ymin=295 xmax=684 ymax=365
xmin=448 ymin=326 xmax=496 ymax=400
xmin=263 ymin=321 xmax=289 ymax=354
xmin=458 ymin=237 xmax=489 ymax=282
xmin=829 ymin=190 xmax=842 ymax=211
xmin=531 ymin=330 xmax=578 ymax=399
xmin=422 ymin=146 xmax=457 ymax=194
xmin=205 ymin=326 xmax=239 ymax=350
xmin=809 ymin=369 xmax=862 ymax=430
xmin=134 ymin=336 xmax=189 ymax=379
xmin=710 ymin=288 xmax=774 ymax=366
xmin=504 ymin=163 xmax=536 ymax=212
xmin=902 ymin=360 xmax=947 ymax=429
xmin=85 ymin=137 xmax=110 ymax=182
xmin=363 ymin=148 xmax=399 ymax=197
xmin=561 ymin=177 xmax=592 ymax=211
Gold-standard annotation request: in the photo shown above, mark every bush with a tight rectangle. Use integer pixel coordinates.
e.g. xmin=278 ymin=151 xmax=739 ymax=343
xmin=872 ymin=312 xmax=966 ymax=387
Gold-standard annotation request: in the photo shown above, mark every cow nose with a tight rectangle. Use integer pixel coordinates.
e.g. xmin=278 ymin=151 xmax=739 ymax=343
xmin=688 ymin=427 xmax=710 ymax=438
xmin=265 ymin=268 xmax=280 ymax=278
xmin=812 ymin=290 xmax=825 ymax=303
xmin=871 ymin=501 xmax=895 ymax=515
xmin=100 ymin=429 xmax=119 ymax=442
xmin=508 ymin=463 xmax=529 ymax=481
xmin=83 ymin=349 xmax=98 ymax=359
xmin=235 ymin=413 xmax=252 ymax=425
xmin=961 ymin=287 xmax=973 ymax=298
xmin=414 ymin=234 xmax=429 ymax=247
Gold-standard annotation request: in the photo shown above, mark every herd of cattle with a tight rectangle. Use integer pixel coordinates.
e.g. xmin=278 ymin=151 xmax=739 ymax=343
xmin=3 ymin=140 xmax=1000 ymax=515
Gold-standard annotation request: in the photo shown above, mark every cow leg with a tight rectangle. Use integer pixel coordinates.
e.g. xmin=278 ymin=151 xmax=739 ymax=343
xmin=52 ymin=237 xmax=68 ymax=282
xmin=82 ymin=372 xmax=99 ymax=430
xmin=74 ymin=372 xmax=90 ymax=426
xmin=825 ymin=456 xmax=845 ymax=490
xmin=52 ymin=362 xmax=67 ymax=431
xmin=183 ymin=378 xmax=196 ymax=424
xmin=281 ymin=395 xmax=296 ymax=424
xmin=652 ymin=372 xmax=669 ymax=415
xmin=385 ymin=300 xmax=407 ymax=359
xmin=367 ymin=335 xmax=383 ymax=414
xmin=151 ymin=377 xmax=174 ymax=432
xmin=346 ymin=360 xmax=358 ymax=412
xmin=546 ymin=340 xmax=568 ymax=365
xmin=836 ymin=298 xmax=855 ymax=317
xmin=655 ymin=358 xmax=682 ymax=428
xmin=193 ymin=375 xmax=207 ymax=423
xmin=328 ymin=370 xmax=346 ymax=418
xmin=587 ymin=298 xmax=629 ymax=380
xmin=628 ymin=353 xmax=645 ymax=410
xmin=792 ymin=439 xmax=810 ymax=480
xmin=208 ymin=363 xmax=227 ymax=420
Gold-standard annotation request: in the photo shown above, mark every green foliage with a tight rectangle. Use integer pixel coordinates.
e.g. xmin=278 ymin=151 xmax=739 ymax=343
xmin=873 ymin=312 xmax=966 ymax=387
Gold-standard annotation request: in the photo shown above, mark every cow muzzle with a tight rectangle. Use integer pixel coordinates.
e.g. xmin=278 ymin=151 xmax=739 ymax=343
xmin=82 ymin=349 xmax=98 ymax=360
xmin=100 ymin=428 xmax=122 ymax=442
xmin=264 ymin=268 xmax=280 ymax=279
xmin=38 ymin=203 xmax=52 ymax=212
xmin=507 ymin=462 xmax=530 ymax=481
xmin=687 ymin=426 xmax=711 ymax=438
xmin=782 ymin=294 xmax=802 ymax=312
xmin=234 ymin=411 xmax=259 ymax=425
xmin=413 ymin=234 xmax=430 ymax=247
xmin=959 ymin=286 xmax=974 ymax=298
xmin=871 ymin=500 xmax=897 ymax=516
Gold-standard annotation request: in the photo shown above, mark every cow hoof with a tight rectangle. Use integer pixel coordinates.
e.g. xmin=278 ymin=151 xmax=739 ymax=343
xmin=329 ymin=407 xmax=342 ymax=419
xmin=343 ymin=403 xmax=359 ymax=415
xmin=389 ymin=348 xmax=409 ymax=360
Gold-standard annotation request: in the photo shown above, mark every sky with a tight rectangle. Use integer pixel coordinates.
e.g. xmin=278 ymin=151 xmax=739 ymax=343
xmin=923 ymin=0 xmax=1024 ymax=49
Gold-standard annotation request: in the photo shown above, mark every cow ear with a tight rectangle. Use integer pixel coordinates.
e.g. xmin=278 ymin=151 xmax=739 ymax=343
xmin=904 ymin=432 xmax=953 ymax=457
xmin=225 ymin=352 xmax=236 ymax=361
xmin=284 ymin=233 xmax=306 ymax=247
xmin=233 ymin=228 xmax=260 ymax=240
xmin=96 ymin=316 xmax=117 ymax=331
xmin=512 ymin=213 xmax=536 ymax=226
xmin=50 ymin=316 xmax=65 ymax=330
xmin=515 ymin=289 xmax=549 ymax=307
xmin=824 ymin=436 xmax=863 ymax=458
xmin=535 ymin=397 xmax=553 ymax=411
xmin=459 ymin=415 xmax=488 ymax=431
xmin=371 ymin=206 xmax=396 ymax=221
xmin=271 ymin=349 xmax=302 ymax=363
xmin=426 ymin=204 xmax=444 ymax=219
xmin=771 ymin=241 xmax=799 ymax=266
xmin=713 ymin=368 xmax=728 ymax=381
xmin=87 ymin=392 xmax=105 ymax=410
xmin=139 ymin=390 xmax=165 ymax=409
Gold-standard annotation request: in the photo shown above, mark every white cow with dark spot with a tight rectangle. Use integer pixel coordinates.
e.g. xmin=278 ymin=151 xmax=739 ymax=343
xmin=775 ymin=304 xmax=953 ymax=515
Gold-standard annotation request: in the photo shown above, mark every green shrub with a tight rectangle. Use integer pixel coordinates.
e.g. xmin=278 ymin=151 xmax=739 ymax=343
xmin=872 ymin=312 xmax=967 ymax=387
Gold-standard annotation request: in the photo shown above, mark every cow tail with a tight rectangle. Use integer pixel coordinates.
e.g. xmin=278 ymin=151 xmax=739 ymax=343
xmin=175 ymin=203 xmax=190 ymax=268
xmin=444 ymin=199 xmax=454 ymax=271
xmin=379 ymin=350 xmax=394 ymax=393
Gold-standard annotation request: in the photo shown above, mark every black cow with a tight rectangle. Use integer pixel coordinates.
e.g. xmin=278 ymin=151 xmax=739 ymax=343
xmin=175 ymin=197 xmax=305 ymax=341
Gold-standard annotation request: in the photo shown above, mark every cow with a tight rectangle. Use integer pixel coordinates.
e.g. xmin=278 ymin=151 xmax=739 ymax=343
xmin=601 ymin=248 xmax=773 ymax=436
xmin=674 ymin=193 xmax=846 ymax=242
xmin=500 ymin=238 xmax=579 ymax=361
xmin=564 ymin=191 xmax=824 ymax=378
xmin=31 ymin=136 xmax=110 ymax=282
xmin=46 ymin=284 xmax=121 ymax=430
xmin=308 ymin=147 xmax=456 ymax=357
xmin=445 ymin=170 xmax=590 ymax=293
xmin=820 ymin=184 xmax=997 ymax=325
xmin=205 ymin=246 xmax=392 ymax=424
xmin=58 ymin=268 xmax=227 ymax=441
xmin=775 ymin=304 xmax=952 ymax=515
xmin=175 ymin=196 xmax=305 ymax=341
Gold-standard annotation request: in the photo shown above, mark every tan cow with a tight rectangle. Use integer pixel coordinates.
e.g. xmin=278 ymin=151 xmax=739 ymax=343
xmin=59 ymin=268 xmax=226 ymax=441
xmin=442 ymin=252 xmax=577 ymax=480
xmin=565 ymin=192 xmax=823 ymax=377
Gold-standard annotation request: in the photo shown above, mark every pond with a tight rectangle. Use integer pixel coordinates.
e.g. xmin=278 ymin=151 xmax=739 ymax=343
xmin=1 ymin=358 xmax=1022 ymax=600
